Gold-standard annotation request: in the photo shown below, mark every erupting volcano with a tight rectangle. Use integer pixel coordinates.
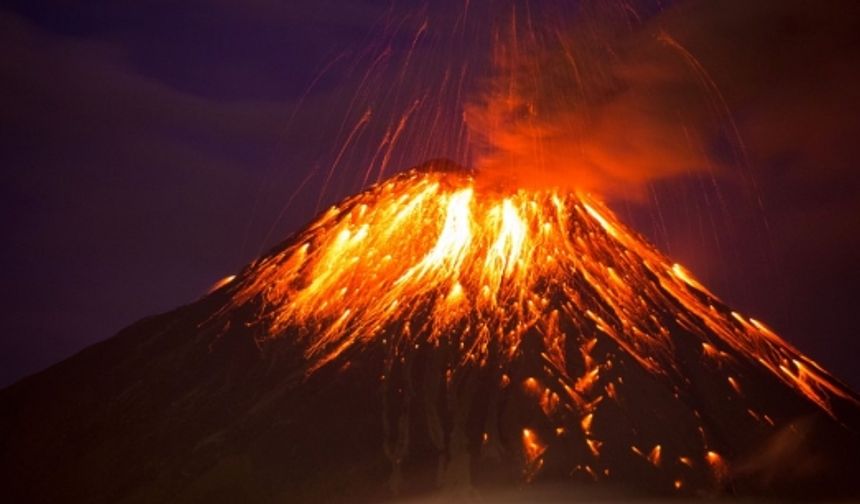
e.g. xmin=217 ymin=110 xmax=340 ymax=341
xmin=2 ymin=162 xmax=858 ymax=502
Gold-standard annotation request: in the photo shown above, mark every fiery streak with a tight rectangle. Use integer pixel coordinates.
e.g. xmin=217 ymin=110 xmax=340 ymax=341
xmin=226 ymin=167 xmax=856 ymax=428
xmin=522 ymin=428 xmax=547 ymax=480
xmin=648 ymin=444 xmax=662 ymax=467
xmin=580 ymin=413 xmax=594 ymax=434
xmin=213 ymin=155 xmax=857 ymax=492
xmin=586 ymin=438 xmax=602 ymax=457
xmin=706 ymin=450 xmax=729 ymax=482
xmin=207 ymin=275 xmax=236 ymax=294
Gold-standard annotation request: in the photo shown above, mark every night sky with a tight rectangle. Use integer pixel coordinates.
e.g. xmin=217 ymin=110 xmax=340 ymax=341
xmin=2 ymin=0 xmax=859 ymax=391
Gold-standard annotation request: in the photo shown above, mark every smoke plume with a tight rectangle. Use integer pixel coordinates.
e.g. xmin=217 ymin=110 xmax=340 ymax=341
xmin=466 ymin=0 xmax=860 ymax=202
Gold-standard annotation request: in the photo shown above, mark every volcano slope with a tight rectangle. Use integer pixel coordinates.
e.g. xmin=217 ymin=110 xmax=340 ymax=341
xmin=2 ymin=164 xmax=859 ymax=503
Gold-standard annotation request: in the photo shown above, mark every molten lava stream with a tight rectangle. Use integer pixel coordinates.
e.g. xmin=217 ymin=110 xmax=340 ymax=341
xmin=220 ymin=167 xmax=858 ymax=489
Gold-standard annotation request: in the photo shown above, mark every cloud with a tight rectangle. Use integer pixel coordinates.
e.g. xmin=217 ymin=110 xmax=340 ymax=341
xmin=0 ymin=9 xmax=297 ymax=385
xmin=465 ymin=0 xmax=860 ymax=203
xmin=464 ymin=2 xmax=718 ymax=199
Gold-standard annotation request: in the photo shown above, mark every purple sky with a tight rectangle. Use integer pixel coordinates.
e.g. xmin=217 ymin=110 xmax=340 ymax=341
xmin=1 ymin=0 xmax=859 ymax=390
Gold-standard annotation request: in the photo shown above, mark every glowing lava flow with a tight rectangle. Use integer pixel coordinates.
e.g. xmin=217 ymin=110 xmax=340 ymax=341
xmin=217 ymin=167 xmax=858 ymax=489
xmin=226 ymin=168 xmax=854 ymax=416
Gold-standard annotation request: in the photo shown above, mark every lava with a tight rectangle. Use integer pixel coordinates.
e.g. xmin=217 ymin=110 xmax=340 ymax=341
xmin=226 ymin=168 xmax=853 ymax=416
xmin=219 ymin=166 xmax=858 ymax=488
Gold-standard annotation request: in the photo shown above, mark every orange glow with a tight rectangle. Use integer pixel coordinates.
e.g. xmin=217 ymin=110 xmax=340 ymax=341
xmin=575 ymin=367 xmax=600 ymax=394
xmin=580 ymin=413 xmax=594 ymax=434
xmin=672 ymin=263 xmax=714 ymax=297
xmin=706 ymin=450 xmax=728 ymax=481
xmin=540 ymin=389 xmax=560 ymax=415
xmin=522 ymin=428 xmax=547 ymax=480
xmin=523 ymin=377 xmax=540 ymax=395
xmin=225 ymin=168 xmax=856 ymax=420
xmin=206 ymin=274 xmax=236 ymax=294
xmin=647 ymin=444 xmax=662 ymax=467
xmin=583 ymin=203 xmax=618 ymax=239
xmin=605 ymin=382 xmax=617 ymax=400
xmin=586 ymin=438 xmax=602 ymax=457
xmin=701 ymin=342 xmax=720 ymax=359
xmin=522 ymin=428 xmax=545 ymax=458
xmin=727 ymin=376 xmax=742 ymax=395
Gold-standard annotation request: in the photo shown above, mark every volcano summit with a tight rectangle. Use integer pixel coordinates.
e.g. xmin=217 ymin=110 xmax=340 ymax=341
xmin=2 ymin=164 xmax=858 ymax=502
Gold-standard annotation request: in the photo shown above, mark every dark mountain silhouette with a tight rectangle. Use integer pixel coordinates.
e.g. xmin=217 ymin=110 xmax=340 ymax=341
xmin=2 ymin=164 xmax=859 ymax=503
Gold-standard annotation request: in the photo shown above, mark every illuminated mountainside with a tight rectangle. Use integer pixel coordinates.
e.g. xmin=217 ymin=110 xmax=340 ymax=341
xmin=2 ymin=164 xmax=859 ymax=502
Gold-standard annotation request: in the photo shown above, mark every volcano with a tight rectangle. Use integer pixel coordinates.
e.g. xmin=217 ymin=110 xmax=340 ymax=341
xmin=2 ymin=163 xmax=859 ymax=503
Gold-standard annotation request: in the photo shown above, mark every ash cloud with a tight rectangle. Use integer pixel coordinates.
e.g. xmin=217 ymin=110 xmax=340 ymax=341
xmin=466 ymin=0 xmax=860 ymax=203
